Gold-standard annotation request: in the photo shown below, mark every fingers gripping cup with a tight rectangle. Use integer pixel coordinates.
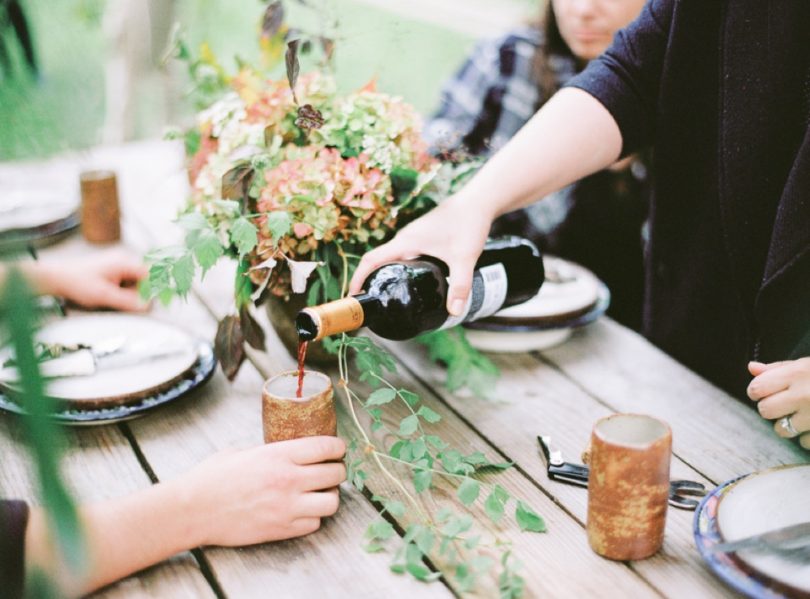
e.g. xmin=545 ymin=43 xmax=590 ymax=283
xmin=262 ymin=370 xmax=337 ymax=443
xmin=587 ymin=414 xmax=672 ymax=560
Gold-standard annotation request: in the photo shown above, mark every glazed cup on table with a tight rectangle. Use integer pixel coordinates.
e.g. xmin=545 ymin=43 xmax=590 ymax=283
xmin=262 ymin=370 xmax=337 ymax=443
xmin=586 ymin=413 xmax=672 ymax=560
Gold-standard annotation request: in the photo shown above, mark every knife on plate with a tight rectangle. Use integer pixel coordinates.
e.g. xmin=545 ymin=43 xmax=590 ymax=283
xmin=0 ymin=337 xmax=191 ymax=381
xmin=710 ymin=521 xmax=810 ymax=554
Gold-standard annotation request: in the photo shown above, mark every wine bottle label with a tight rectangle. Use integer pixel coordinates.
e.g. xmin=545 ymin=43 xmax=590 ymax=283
xmin=440 ymin=263 xmax=508 ymax=330
xmin=301 ymin=297 xmax=364 ymax=340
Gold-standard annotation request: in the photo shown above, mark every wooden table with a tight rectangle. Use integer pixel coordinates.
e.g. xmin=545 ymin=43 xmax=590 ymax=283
xmin=1 ymin=141 xmax=807 ymax=598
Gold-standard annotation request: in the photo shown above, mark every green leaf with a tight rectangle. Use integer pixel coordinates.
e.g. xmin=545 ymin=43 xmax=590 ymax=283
xmin=384 ymin=500 xmax=406 ymax=518
xmin=366 ymin=387 xmax=396 ymax=406
xmin=177 ymin=211 xmax=208 ymax=231
xmin=234 ymin=259 xmax=253 ymax=309
xmin=515 ymin=501 xmax=546 ymax=533
xmin=457 ymin=478 xmax=480 ymax=506
xmin=190 ymin=228 xmax=224 ymax=273
xmin=230 ymin=216 xmax=258 ymax=257
xmin=398 ymin=414 xmax=419 ymax=436
xmin=416 ymin=328 xmax=500 ymax=399
xmin=398 ymin=389 xmax=420 ymax=407
xmin=414 ymin=528 xmax=435 ymax=555
xmin=409 ymin=437 xmax=427 ymax=460
xmin=266 ymin=211 xmax=292 ymax=242
xmin=365 ymin=520 xmax=395 ymax=541
xmin=484 ymin=485 xmax=509 ymax=523
xmin=417 ymin=405 xmax=441 ymax=423
xmin=171 ymin=252 xmax=195 ymax=296
xmin=425 ymin=435 xmax=448 ymax=451
xmin=413 ymin=469 xmax=432 ymax=493
xmin=440 ymin=514 xmax=473 ymax=537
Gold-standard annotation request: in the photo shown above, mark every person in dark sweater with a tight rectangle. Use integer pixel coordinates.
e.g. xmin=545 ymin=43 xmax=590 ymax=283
xmin=352 ymin=0 xmax=810 ymax=450
xmin=424 ymin=0 xmax=649 ymax=330
xmin=1 ymin=255 xmax=347 ymax=595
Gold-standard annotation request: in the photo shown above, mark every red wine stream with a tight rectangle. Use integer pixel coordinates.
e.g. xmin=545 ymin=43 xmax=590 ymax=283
xmin=296 ymin=341 xmax=308 ymax=398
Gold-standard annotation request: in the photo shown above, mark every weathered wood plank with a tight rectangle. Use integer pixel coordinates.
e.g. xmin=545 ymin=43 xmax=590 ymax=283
xmin=540 ymin=319 xmax=809 ymax=480
xmin=0 ymin=416 xmax=213 ymax=598
xmin=384 ymin=341 xmax=737 ymax=598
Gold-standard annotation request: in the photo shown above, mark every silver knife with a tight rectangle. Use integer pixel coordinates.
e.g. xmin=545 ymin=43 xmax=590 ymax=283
xmin=710 ymin=521 xmax=810 ymax=554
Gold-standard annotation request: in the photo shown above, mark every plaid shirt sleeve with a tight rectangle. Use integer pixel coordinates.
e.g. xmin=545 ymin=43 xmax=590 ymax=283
xmin=423 ymin=37 xmax=502 ymax=156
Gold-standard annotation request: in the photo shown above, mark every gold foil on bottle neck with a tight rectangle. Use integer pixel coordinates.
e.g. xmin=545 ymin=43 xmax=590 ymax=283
xmin=302 ymin=297 xmax=364 ymax=341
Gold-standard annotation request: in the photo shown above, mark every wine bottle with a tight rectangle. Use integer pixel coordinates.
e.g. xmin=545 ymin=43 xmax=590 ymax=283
xmin=296 ymin=236 xmax=544 ymax=342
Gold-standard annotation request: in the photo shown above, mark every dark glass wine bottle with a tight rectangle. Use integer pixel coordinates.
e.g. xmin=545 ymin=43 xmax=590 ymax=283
xmin=296 ymin=236 xmax=544 ymax=342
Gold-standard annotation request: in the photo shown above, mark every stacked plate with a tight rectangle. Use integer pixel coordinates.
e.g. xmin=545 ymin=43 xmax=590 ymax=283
xmin=0 ymin=188 xmax=80 ymax=253
xmin=464 ymin=255 xmax=610 ymax=352
xmin=0 ymin=314 xmax=216 ymax=425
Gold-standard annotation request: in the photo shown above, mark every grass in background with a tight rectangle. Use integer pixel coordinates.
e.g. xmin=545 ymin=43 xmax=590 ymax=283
xmin=0 ymin=0 xmax=475 ymax=162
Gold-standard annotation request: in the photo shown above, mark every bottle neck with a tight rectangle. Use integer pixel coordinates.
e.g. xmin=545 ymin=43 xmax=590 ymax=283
xmin=296 ymin=294 xmax=379 ymax=341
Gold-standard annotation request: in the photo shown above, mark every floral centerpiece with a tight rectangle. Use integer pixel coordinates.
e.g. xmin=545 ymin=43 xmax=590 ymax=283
xmin=143 ymin=5 xmax=541 ymax=595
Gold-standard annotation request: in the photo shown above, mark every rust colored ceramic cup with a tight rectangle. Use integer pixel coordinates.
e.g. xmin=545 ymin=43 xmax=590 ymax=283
xmin=80 ymin=170 xmax=121 ymax=243
xmin=262 ymin=370 xmax=337 ymax=443
xmin=587 ymin=413 xmax=672 ymax=560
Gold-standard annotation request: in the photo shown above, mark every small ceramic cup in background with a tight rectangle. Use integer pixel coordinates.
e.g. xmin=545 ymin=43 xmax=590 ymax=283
xmin=80 ymin=170 xmax=121 ymax=243
xmin=262 ymin=370 xmax=337 ymax=443
xmin=587 ymin=413 xmax=672 ymax=560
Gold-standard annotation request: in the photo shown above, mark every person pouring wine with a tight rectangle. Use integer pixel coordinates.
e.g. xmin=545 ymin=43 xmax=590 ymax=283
xmin=349 ymin=0 xmax=810 ymax=450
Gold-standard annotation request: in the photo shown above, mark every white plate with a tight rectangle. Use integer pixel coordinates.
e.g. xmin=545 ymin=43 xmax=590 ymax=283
xmin=1 ymin=314 xmax=199 ymax=405
xmin=716 ymin=465 xmax=810 ymax=594
xmin=0 ymin=189 xmax=78 ymax=232
xmin=493 ymin=256 xmax=600 ymax=320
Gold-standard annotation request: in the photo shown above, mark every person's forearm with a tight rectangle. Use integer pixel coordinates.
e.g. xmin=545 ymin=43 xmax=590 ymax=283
xmin=0 ymin=262 xmax=58 ymax=297
xmin=26 ymin=480 xmax=202 ymax=595
xmin=457 ymin=87 xmax=622 ymax=218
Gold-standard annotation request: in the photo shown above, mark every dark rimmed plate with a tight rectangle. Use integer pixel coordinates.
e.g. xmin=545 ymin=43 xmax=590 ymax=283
xmin=694 ymin=465 xmax=810 ymax=599
xmin=0 ymin=211 xmax=80 ymax=254
xmin=0 ymin=342 xmax=216 ymax=426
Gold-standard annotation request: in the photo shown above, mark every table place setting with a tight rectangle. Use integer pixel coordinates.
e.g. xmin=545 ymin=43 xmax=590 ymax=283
xmin=0 ymin=313 xmax=215 ymax=424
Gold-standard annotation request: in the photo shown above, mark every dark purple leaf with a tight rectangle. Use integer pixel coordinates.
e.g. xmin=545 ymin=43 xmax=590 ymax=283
xmin=221 ymin=162 xmax=254 ymax=204
xmin=295 ymin=104 xmax=324 ymax=131
xmin=215 ymin=315 xmax=246 ymax=381
xmin=239 ymin=305 xmax=266 ymax=351
xmin=261 ymin=1 xmax=285 ymax=37
xmin=285 ymin=39 xmax=301 ymax=105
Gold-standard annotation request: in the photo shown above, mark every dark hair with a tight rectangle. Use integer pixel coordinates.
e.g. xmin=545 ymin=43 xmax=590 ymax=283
xmin=532 ymin=2 xmax=579 ymax=109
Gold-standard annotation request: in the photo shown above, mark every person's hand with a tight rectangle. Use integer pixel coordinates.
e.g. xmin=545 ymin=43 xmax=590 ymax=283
xmin=747 ymin=359 xmax=810 ymax=450
xmin=35 ymin=250 xmax=148 ymax=311
xmin=177 ymin=436 xmax=347 ymax=547
xmin=350 ymin=193 xmax=494 ymax=315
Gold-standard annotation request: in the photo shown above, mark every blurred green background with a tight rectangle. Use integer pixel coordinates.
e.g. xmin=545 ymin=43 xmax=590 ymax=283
xmin=0 ymin=0 xmax=539 ymax=161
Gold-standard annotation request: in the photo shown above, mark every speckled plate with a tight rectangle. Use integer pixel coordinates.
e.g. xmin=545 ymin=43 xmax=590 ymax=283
xmin=694 ymin=465 xmax=810 ymax=599
xmin=0 ymin=341 xmax=216 ymax=426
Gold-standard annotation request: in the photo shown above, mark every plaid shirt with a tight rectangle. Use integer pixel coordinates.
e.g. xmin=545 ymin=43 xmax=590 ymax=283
xmin=424 ymin=27 xmax=580 ymax=234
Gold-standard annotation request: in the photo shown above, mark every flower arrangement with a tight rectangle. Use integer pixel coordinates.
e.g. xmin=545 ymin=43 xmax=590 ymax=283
xmin=143 ymin=4 xmax=541 ymax=595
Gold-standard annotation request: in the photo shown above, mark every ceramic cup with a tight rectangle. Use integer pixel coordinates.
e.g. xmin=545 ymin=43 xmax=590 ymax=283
xmin=262 ymin=370 xmax=337 ymax=443
xmin=587 ymin=413 xmax=672 ymax=560
xmin=79 ymin=170 xmax=121 ymax=243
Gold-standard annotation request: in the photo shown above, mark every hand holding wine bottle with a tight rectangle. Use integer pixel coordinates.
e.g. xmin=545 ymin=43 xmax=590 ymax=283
xmin=350 ymin=192 xmax=497 ymax=316
xmin=305 ymin=235 xmax=543 ymax=342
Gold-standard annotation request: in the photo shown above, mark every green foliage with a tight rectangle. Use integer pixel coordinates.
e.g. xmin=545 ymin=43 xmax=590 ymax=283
xmin=457 ymin=478 xmax=480 ymax=506
xmin=230 ymin=217 xmax=259 ymax=258
xmin=484 ymin=485 xmax=509 ymax=523
xmin=0 ymin=271 xmax=86 ymax=580
xmin=515 ymin=501 xmax=546 ymax=533
xmin=416 ymin=328 xmax=500 ymax=399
